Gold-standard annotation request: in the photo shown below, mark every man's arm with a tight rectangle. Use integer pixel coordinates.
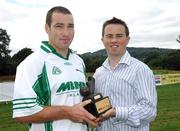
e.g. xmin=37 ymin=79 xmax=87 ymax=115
xmin=100 ymin=68 xmax=157 ymax=127
xmin=15 ymin=100 xmax=99 ymax=127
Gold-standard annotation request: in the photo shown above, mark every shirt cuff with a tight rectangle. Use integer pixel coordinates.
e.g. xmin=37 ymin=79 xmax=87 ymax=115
xmin=111 ymin=107 xmax=128 ymax=123
xmin=13 ymin=104 xmax=43 ymax=118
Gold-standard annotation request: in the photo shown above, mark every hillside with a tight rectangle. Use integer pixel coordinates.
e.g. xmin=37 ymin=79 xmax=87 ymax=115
xmin=82 ymin=47 xmax=176 ymax=59
xmin=81 ymin=47 xmax=180 ymax=72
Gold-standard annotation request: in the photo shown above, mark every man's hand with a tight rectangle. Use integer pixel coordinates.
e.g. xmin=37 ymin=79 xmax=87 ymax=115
xmin=97 ymin=108 xmax=116 ymax=122
xmin=68 ymin=99 xmax=100 ymax=128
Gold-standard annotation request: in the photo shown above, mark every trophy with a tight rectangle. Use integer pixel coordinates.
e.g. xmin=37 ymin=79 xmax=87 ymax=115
xmin=80 ymin=77 xmax=112 ymax=117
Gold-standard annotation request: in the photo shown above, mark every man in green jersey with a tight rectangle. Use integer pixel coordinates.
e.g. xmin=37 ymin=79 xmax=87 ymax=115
xmin=13 ymin=6 xmax=99 ymax=131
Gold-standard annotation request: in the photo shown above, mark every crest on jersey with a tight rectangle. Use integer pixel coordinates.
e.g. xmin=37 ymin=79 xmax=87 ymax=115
xmin=52 ymin=66 xmax=62 ymax=75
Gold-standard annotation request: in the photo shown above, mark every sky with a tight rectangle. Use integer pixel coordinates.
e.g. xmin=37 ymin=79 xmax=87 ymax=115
xmin=0 ymin=0 xmax=180 ymax=55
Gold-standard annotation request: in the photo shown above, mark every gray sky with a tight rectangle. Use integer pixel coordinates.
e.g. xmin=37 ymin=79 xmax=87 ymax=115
xmin=0 ymin=0 xmax=180 ymax=54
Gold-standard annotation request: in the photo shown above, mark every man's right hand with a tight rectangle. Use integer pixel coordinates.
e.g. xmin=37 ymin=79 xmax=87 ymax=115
xmin=67 ymin=99 xmax=100 ymax=128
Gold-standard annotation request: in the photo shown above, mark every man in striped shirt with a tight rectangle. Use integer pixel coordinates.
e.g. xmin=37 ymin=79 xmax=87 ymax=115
xmin=94 ymin=17 xmax=157 ymax=131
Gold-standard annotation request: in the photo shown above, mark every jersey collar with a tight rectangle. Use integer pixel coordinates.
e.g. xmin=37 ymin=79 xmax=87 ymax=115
xmin=40 ymin=41 xmax=72 ymax=60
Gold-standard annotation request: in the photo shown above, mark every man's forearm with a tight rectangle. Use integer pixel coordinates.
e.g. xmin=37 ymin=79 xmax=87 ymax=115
xmin=15 ymin=105 xmax=71 ymax=123
xmin=15 ymin=100 xmax=99 ymax=128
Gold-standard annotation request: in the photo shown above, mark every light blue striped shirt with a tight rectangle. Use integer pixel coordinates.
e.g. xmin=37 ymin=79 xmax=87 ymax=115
xmin=94 ymin=51 xmax=157 ymax=131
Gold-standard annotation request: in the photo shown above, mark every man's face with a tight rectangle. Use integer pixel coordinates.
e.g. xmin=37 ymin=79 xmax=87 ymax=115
xmin=102 ymin=24 xmax=130 ymax=57
xmin=45 ymin=12 xmax=74 ymax=53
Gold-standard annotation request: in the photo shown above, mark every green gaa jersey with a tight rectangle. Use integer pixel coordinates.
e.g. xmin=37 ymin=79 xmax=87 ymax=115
xmin=13 ymin=41 xmax=87 ymax=131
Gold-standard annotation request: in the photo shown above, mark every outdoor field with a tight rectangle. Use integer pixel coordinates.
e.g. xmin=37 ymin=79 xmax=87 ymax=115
xmin=0 ymin=83 xmax=180 ymax=131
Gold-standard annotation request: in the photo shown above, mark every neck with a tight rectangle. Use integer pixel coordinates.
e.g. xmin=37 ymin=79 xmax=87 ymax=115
xmin=56 ymin=48 xmax=68 ymax=58
xmin=108 ymin=50 xmax=126 ymax=69
xmin=108 ymin=55 xmax=121 ymax=69
xmin=51 ymin=43 xmax=69 ymax=58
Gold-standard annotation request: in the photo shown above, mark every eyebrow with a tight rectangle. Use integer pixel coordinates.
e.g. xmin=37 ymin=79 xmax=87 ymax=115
xmin=54 ymin=23 xmax=74 ymax=26
xmin=54 ymin=23 xmax=64 ymax=26
xmin=116 ymin=33 xmax=125 ymax=36
xmin=105 ymin=34 xmax=113 ymax=36
xmin=105 ymin=33 xmax=125 ymax=36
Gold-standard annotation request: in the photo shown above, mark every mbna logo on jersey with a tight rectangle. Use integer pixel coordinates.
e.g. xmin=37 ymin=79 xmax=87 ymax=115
xmin=52 ymin=66 xmax=61 ymax=75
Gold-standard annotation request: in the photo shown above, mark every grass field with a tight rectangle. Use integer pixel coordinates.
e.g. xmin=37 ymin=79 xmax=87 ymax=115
xmin=0 ymin=83 xmax=180 ymax=131
xmin=151 ymin=83 xmax=180 ymax=131
xmin=153 ymin=69 xmax=180 ymax=75
xmin=0 ymin=102 xmax=28 ymax=131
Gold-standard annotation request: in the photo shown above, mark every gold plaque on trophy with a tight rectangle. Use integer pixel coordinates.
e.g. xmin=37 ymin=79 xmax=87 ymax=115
xmin=80 ymin=77 xmax=112 ymax=117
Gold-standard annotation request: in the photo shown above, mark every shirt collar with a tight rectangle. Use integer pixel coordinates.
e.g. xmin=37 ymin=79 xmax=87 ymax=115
xmin=119 ymin=50 xmax=131 ymax=65
xmin=40 ymin=41 xmax=72 ymax=60
xmin=102 ymin=50 xmax=131 ymax=69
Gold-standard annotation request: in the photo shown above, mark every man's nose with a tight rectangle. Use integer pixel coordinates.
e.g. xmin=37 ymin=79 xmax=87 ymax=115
xmin=62 ymin=28 xmax=69 ymax=36
xmin=111 ymin=36 xmax=119 ymax=42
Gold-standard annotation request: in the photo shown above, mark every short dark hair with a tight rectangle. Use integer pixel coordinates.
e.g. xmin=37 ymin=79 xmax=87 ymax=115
xmin=46 ymin=6 xmax=72 ymax=26
xmin=102 ymin=17 xmax=129 ymax=37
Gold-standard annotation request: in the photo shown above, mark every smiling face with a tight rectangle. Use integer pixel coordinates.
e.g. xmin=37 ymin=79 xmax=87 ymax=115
xmin=45 ymin=12 xmax=74 ymax=56
xmin=102 ymin=24 xmax=130 ymax=58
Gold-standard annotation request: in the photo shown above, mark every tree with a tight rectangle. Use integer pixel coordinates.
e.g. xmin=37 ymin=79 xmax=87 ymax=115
xmin=11 ymin=47 xmax=33 ymax=74
xmin=0 ymin=28 xmax=11 ymax=57
xmin=0 ymin=28 xmax=11 ymax=75
xmin=11 ymin=47 xmax=33 ymax=65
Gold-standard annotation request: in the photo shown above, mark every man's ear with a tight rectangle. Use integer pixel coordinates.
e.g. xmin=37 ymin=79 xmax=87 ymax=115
xmin=126 ymin=36 xmax=130 ymax=46
xmin=101 ymin=37 xmax=103 ymax=42
xmin=128 ymin=36 xmax=130 ymax=42
xmin=45 ymin=24 xmax=49 ymax=33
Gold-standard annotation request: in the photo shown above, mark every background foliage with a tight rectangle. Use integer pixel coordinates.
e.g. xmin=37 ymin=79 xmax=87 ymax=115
xmin=0 ymin=28 xmax=33 ymax=75
xmin=81 ymin=48 xmax=180 ymax=72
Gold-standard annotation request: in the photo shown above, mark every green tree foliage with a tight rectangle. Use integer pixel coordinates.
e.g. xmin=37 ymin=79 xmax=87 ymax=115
xmin=0 ymin=28 xmax=11 ymax=57
xmin=82 ymin=56 xmax=105 ymax=72
xmin=81 ymin=47 xmax=180 ymax=72
xmin=11 ymin=47 xmax=33 ymax=74
xmin=0 ymin=28 xmax=11 ymax=75
xmin=80 ymin=50 xmax=106 ymax=72
xmin=159 ymin=51 xmax=180 ymax=70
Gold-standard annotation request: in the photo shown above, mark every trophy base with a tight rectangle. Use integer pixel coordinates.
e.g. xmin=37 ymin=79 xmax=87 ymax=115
xmin=84 ymin=94 xmax=112 ymax=117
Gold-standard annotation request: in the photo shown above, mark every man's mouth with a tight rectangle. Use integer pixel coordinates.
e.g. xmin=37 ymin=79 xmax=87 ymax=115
xmin=61 ymin=39 xmax=69 ymax=43
xmin=110 ymin=45 xmax=119 ymax=48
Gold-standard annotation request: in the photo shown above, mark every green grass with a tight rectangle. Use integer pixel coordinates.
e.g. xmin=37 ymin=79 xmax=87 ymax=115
xmin=0 ymin=102 xmax=28 ymax=131
xmin=151 ymin=83 xmax=180 ymax=131
xmin=153 ymin=69 xmax=180 ymax=75
xmin=0 ymin=83 xmax=180 ymax=131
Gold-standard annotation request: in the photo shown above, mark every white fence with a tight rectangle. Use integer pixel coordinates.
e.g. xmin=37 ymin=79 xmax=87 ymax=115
xmin=0 ymin=82 xmax=14 ymax=102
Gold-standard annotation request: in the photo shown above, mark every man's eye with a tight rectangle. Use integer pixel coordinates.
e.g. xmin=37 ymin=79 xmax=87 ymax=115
xmin=56 ymin=25 xmax=63 ymax=28
xmin=68 ymin=25 xmax=74 ymax=28
xmin=106 ymin=35 xmax=113 ymax=39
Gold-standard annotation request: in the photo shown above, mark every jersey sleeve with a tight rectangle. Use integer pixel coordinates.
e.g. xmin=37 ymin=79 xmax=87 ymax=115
xmin=13 ymin=57 xmax=44 ymax=118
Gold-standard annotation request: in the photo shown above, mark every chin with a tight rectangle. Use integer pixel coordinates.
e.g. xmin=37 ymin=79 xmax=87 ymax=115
xmin=109 ymin=52 xmax=121 ymax=56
